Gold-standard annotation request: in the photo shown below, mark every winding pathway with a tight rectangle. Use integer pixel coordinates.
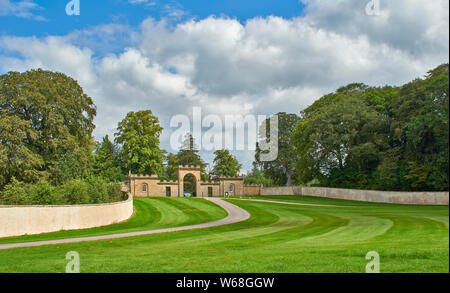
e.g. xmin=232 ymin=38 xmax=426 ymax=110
xmin=0 ymin=198 xmax=250 ymax=250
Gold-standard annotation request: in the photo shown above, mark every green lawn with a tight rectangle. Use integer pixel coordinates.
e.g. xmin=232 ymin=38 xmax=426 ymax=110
xmin=0 ymin=195 xmax=448 ymax=273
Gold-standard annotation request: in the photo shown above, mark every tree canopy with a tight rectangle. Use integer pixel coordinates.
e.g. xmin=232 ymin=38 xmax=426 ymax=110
xmin=165 ymin=133 xmax=208 ymax=181
xmin=290 ymin=63 xmax=449 ymax=191
xmin=211 ymin=149 xmax=242 ymax=177
xmin=91 ymin=135 xmax=123 ymax=182
xmin=0 ymin=69 xmax=96 ymax=188
xmin=254 ymin=112 xmax=300 ymax=186
xmin=115 ymin=110 xmax=165 ymax=176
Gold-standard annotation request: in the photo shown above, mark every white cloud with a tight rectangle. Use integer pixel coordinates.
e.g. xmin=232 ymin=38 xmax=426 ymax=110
xmin=128 ymin=0 xmax=156 ymax=7
xmin=0 ymin=0 xmax=448 ymax=170
xmin=0 ymin=36 xmax=95 ymax=86
xmin=301 ymin=0 xmax=449 ymax=58
xmin=64 ymin=23 xmax=140 ymax=56
xmin=0 ymin=0 xmax=45 ymax=20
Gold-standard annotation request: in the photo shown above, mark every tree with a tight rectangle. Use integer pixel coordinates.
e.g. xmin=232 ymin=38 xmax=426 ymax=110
xmin=291 ymin=87 xmax=388 ymax=188
xmin=0 ymin=116 xmax=43 ymax=187
xmin=254 ymin=112 xmax=300 ymax=186
xmin=92 ymin=135 xmax=123 ymax=182
xmin=164 ymin=152 xmax=180 ymax=181
xmin=388 ymin=64 xmax=449 ymax=190
xmin=177 ymin=133 xmax=206 ymax=169
xmin=165 ymin=133 xmax=207 ymax=180
xmin=0 ymin=69 xmax=96 ymax=189
xmin=289 ymin=63 xmax=449 ymax=191
xmin=211 ymin=149 xmax=242 ymax=177
xmin=115 ymin=110 xmax=165 ymax=176
xmin=244 ymin=168 xmax=273 ymax=187
xmin=55 ymin=152 xmax=83 ymax=184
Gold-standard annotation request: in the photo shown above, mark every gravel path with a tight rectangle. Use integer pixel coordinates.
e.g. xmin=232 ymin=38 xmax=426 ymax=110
xmin=0 ymin=198 xmax=250 ymax=250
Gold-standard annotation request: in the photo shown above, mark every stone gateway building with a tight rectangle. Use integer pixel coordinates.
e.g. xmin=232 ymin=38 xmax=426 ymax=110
xmin=126 ymin=165 xmax=261 ymax=197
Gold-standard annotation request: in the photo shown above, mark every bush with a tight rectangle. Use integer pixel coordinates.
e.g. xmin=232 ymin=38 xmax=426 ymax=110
xmin=86 ymin=176 xmax=109 ymax=204
xmin=0 ymin=177 xmax=124 ymax=205
xmin=107 ymin=182 xmax=125 ymax=202
xmin=62 ymin=179 xmax=90 ymax=204
xmin=30 ymin=180 xmax=62 ymax=205
xmin=244 ymin=169 xmax=274 ymax=187
xmin=0 ymin=178 xmax=33 ymax=205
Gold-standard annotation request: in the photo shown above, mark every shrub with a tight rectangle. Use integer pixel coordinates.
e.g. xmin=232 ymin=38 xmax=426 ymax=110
xmin=107 ymin=182 xmax=125 ymax=202
xmin=0 ymin=177 xmax=33 ymax=205
xmin=86 ymin=176 xmax=109 ymax=204
xmin=0 ymin=177 xmax=124 ymax=206
xmin=30 ymin=180 xmax=62 ymax=205
xmin=62 ymin=179 xmax=90 ymax=204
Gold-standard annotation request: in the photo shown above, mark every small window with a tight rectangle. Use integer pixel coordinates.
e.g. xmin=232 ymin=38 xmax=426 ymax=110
xmin=230 ymin=184 xmax=235 ymax=192
xmin=142 ymin=184 xmax=148 ymax=192
xmin=166 ymin=187 xmax=171 ymax=197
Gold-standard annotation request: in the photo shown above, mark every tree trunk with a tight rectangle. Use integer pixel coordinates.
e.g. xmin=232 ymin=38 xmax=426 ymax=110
xmin=286 ymin=172 xmax=292 ymax=187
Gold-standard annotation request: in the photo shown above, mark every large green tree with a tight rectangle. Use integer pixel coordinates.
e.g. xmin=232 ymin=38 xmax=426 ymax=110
xmin=92 ymin=135 xmax=123 ymax=182
xmin=211 ymin=149 xmax=242 ymax=177
xmin=291 ymin=87 xmax=389 ymax=188
xmin=115 ymin=110 xmax=165 ymax=176
xmin=387 ymin=64 xmax=449 ymax=190
xmin=254 ymin=112 xmax=300 ymax=186
xmin=0 ymin=69 xmax=96 ymax=188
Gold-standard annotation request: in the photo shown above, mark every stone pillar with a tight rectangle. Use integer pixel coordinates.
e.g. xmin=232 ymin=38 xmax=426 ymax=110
xmin=178 ymin=178 xmax=183 ymax=197
xmin=196 ymin=177 xmax=202 ymax=198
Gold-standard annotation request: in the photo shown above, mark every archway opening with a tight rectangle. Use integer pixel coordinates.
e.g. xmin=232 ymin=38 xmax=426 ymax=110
xmin=183 ymin=174 xmax=196 ymax=197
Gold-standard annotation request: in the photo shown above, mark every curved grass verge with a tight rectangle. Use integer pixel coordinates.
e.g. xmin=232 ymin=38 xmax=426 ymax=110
xmin=241 ymin=195 xmax=420 ymax=207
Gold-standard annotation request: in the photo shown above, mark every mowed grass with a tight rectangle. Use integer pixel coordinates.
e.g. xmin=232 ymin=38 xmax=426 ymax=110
xmin=0 ymin=195 xmax=447 ymax=273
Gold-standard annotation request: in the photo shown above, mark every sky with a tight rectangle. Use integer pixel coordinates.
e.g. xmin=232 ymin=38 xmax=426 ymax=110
xmin=0 ymin=0 xmax=449 ymax=172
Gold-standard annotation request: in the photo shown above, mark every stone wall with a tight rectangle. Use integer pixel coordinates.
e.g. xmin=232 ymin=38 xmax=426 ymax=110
xmin=128 ymin=175 xmax=177 ymax=197
xmin=200 ymin=182 xmax=220 ymax=197
xmin=127 ymin=168 xmax=245 ymax=197
xmin=260 ymin=186 xmax=300 ymax=196
xmin=0 ymin=195 xmax=134 ymax=238
xmin=218 ymin=177 xmax=245 ymax=197
xmin=243 ymin=185 xmax=262 ymax=196
xmin=260 ymin=186 xmax=449 ymax=205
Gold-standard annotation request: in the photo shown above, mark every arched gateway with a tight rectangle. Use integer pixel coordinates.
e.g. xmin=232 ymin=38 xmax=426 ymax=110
xmin=126 ymin=165 xmax=258 ymax=197
xmin=178 ymin=165 xmax=201 ymax=197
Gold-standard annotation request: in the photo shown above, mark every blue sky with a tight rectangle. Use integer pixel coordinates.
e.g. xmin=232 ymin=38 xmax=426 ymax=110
xmin=0 ymin=0 xmax=448 ymax=172
xmin=1 ymin=0 xmax=305 ymax=37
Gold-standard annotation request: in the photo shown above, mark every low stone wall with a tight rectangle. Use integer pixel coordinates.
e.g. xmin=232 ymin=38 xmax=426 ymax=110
xmin=260 ymin=186 xmax=301 ymax=196
xmin=244 ymin=185 xmax=262 ymax=196
xmin=0 ymin=195 xmax=134 ymax=238
xmin=261 ymin=186 xmax=449 ymax=205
